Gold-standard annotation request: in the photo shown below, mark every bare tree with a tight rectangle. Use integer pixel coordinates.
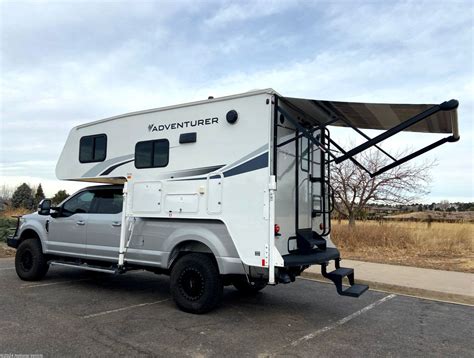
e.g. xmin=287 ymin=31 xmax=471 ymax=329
xmin=439 ymin=200 xmax=450 ymax=211
xmin=331 ymin=148 xmax=435 ymax=227
xmin=0 ymin=184 xmax=14 ymax=200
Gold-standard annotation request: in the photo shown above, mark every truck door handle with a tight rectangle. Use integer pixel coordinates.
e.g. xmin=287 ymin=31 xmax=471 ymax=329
xmin=112 ymin=222 xmax=121 ymax=227
xmin=76 ymin=220 xmax=85 ymax=226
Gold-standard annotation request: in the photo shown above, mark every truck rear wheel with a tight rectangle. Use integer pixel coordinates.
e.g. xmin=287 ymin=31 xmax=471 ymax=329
xmin=170 ymin=253 xmax=223 ymax=314
xmin=15 ymin=238 xmax=49 ymax=281
xmin=232 ymin=276 xmax=267 ymax=294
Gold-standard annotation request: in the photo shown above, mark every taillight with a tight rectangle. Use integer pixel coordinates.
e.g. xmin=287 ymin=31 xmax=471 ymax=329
xmin=274 ymin=224 xmax=280 ymax=234
xmin=319 ymin=223 xmax=324 ymax=230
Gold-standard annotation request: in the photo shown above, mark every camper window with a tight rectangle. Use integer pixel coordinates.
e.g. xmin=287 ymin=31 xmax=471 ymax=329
xmin=135 ymin=139 xmax=169 ymax=169
xmin=79 ymin=134 xmax=107 ymax=163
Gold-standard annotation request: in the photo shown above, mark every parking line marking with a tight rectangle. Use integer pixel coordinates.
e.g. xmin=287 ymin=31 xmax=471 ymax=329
xmin=291 ymin=294 xmax=396 ymax=347
xmin=82 ymin=298 xmax=170 ymax=319
xmin=20 ymin=278 xmax=90 ymax=289
xmin=0 ymin=267 xmax=15 ymax=271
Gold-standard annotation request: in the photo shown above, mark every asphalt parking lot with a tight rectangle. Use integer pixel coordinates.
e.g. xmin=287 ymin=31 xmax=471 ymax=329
xmin=0 ymin=257 xmax=472 ymax=357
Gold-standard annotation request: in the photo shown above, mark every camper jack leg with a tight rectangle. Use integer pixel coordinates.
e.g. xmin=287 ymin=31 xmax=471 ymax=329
xmin=118 ymin=182 xmax=129 ymax=270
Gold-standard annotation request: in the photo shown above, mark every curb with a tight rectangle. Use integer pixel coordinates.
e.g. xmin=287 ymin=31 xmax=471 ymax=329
xmin=301 ymin=271 xmax=474 ymax=306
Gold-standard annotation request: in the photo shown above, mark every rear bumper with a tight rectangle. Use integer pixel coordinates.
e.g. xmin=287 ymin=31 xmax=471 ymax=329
xmin=6 ymin=235 xmax=19 ymax=249
xmin=282 ymin=247 xmax=340 ymax=267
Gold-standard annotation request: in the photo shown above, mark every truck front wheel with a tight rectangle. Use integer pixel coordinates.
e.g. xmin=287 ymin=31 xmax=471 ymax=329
xmin=15 ymin=238 xmax=49 ymax=281
xmin=170 ymin=253 xmax=223 ymax=314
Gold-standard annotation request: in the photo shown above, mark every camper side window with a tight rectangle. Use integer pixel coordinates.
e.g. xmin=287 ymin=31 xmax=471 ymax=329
xmin=135 ymin=139 xmax=169 ymax=169
xmin=79 ymin=134 xmax=107 ymax=163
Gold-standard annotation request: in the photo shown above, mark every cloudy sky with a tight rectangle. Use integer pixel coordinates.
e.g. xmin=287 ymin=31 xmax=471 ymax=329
xmin=1 ymin=0 xmax=473 ymax=201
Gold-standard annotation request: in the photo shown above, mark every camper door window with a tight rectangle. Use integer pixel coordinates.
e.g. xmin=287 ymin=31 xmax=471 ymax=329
xmin=135 ymin=139 xmax=169 ymax=168
xmin=79 ymin=134 xmax=107 ymax=163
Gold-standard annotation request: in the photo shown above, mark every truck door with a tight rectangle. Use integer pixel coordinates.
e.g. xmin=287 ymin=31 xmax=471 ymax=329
xmin=47 ymin=190 xmax=94 ymax=256
xmin=85 ymin=189 xmax=123 ymax=259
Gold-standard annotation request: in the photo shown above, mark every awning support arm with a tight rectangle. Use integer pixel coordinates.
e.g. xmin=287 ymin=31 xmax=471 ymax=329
xmin=328 ymin=138 xmax=373 ymax=176
xmin=370 ymin=135 xmax=458 ymax=177
xmin=334 ymin=99 xmax=459 ymax=165
xmin=334 ymin=116 xmax=398 ymax=162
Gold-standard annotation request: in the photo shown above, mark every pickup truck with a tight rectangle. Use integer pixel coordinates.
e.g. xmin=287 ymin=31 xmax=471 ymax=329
xmin=7 ymin=184 xmax=264 ymax=314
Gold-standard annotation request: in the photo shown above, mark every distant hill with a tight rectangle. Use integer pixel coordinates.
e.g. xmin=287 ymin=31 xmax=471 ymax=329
xmin=384 ymin=211 xmax=474 ymax=223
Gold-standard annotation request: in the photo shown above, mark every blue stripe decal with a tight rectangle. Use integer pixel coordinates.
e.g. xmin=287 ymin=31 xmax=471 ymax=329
xmin=100 ymin=159 xmax=134 ymax=175
xmin=222 ymin=152 xmax=268 ymax=177
xmin=171 ymin=152 xmax=268 ymax=181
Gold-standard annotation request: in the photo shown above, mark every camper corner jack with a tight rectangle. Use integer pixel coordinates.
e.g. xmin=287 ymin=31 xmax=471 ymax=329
xmin=118 ymin=181 xmax=129 ymax=270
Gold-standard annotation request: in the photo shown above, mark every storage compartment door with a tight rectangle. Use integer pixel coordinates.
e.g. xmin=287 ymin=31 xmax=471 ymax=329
xmin=207 ymin=174 xmax=223 ymax=214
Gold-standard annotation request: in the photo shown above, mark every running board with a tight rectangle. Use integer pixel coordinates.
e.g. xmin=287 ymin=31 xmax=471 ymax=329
xmin=321 ymin=262 xmax=369 ymax=298
xmin=49 ymin=261 xmax=120 ymax=274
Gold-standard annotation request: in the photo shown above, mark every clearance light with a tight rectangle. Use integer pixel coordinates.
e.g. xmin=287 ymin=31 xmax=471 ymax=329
xmin=274 ymin=224 xmax=280 ymax=234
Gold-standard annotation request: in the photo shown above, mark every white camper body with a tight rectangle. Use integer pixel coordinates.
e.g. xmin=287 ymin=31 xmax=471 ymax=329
xmin=57 ymin=90 xmax=288 ymax=280
xmin=25 ymin=88 xmax=456 ymax=312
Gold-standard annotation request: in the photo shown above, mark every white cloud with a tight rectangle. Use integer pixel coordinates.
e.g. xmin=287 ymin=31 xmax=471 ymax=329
xmin=205 ymin=0 xmax=297 ymax=27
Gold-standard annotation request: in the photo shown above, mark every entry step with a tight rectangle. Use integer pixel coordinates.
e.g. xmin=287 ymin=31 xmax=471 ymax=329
xmin=283 ymin=248 xmax=340 ymax=266
xmin=331 ymin=267 xmax=354 ymax=278
xmin=341 ymin=284 xmax=369 ymax=297
xmin=322 ymin=263 xmax=369 ymax=298
xmin=296 ymin=228 xmax=327 ymax=252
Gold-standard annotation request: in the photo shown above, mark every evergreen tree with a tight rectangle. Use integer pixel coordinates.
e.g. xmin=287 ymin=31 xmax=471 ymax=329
xmin=52 ymin=190 xmax=69 ymax=205
xmin=11 ymin=183 xmax=34 ymax=209
xmin=34 ymin=183 xmax=45 ymax=206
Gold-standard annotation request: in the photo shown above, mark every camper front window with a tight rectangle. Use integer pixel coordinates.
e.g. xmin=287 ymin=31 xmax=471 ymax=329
xmin=79 ymin=134 xmax=107 ymax=163
xmin=135 ymin=139 xmax=169 ymax=168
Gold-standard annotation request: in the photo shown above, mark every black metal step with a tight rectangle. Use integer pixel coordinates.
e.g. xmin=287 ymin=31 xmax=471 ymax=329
xmin=321 ymin=263 xmax=368 ymax=298
xmin=296 ymin=228 xmax=326 ymax=252
xmin=330 ymin=267 xmax=354 ymax=278
xmin=341 ymin=284 xmax=369 ymax=297
xmin=283 ymin=248 xmax=340 ymax=266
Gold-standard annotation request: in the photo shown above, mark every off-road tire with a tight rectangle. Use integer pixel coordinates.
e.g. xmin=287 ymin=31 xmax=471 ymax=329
xmin=232 ymin=276 xmax=267 ymax=294
xmin=15 ymin=238 xmax=49 ymax=281
xmin=170 ymin=253 xmax=223 ymax=314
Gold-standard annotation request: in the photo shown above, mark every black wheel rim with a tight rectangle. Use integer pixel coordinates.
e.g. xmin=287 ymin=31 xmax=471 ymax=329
xmin=178 ymin=268 xmax=205 ymax=301
xmin=20 ymin=250 xmax=33 ymax=272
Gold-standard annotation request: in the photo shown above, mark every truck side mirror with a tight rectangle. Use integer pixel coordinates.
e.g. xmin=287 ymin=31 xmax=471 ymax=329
xmin=38 ymin=199 xmax=52 ymax=216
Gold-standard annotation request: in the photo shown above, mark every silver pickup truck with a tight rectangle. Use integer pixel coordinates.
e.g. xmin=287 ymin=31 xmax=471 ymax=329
xmin=7 ymin=184 xmax=263 ymax=313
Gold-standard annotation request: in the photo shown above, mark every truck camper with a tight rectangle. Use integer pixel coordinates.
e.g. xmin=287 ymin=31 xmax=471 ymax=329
xmin=8 ymin=89 xmax=459 ymax=313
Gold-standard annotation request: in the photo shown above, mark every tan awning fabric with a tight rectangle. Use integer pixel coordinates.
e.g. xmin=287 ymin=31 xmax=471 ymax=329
xmin=281 ymin=97 xmax=458 ymax=134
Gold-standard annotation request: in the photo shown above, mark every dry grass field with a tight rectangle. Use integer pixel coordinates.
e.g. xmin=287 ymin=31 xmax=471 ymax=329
xmin=332 ymin=220 xmax=473 ymax=273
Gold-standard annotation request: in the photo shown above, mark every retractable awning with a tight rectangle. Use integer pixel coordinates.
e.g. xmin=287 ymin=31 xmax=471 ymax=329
xmin=276 ymin=96 xmax=460 ymax=177
xmin=281 ymin=97 xmax=459 ymax=135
